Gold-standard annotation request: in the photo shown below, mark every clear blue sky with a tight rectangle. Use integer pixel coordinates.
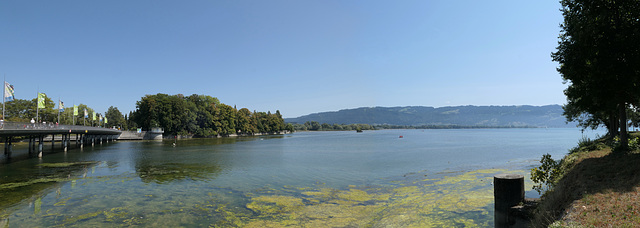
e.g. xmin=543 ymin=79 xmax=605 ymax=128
xmin=0 ymin=1 xmax=565 ymax=118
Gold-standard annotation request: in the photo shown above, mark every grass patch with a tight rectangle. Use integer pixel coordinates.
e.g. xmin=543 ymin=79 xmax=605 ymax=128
xmin=532 ymin=133 xmax=640 ymax=227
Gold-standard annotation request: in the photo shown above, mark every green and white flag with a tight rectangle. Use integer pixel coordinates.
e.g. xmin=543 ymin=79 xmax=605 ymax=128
xmin=37 ymin=93 xmax=46 ymax=109
xmin=92 ymin=112 xmax=96 ymax=121
xmin=73 ymin=105 xmax=78 ymax=116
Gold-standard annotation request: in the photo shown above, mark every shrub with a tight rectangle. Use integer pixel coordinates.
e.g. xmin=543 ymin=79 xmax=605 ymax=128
xmin=531 ymin=154 xmax=562 ymax=195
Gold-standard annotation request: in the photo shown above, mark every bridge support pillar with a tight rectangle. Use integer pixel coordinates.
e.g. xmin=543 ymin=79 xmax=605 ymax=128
xmin=91 ymin=136 xmax=95 ymax=146
xmin=51 ymin=134 xmax=55 ymax=151
xmin=63 ymin=134 xmax=68 ymax=152
xmin=31 ymin=137 xmax=36 ymax=154
xmin=80 ymin=134 xmax=84 ymax=149
xmin=38 ymin=136 xmax=44 ymax=158
xmin=4 ymin=137 xmax=12 ymax=157
xmin=28 ymin=137 xmax=33 ymax=154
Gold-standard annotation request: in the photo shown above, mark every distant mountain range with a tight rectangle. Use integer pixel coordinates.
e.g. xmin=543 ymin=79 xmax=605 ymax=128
xmin=285 ymin=105 xmax=576 ymax=128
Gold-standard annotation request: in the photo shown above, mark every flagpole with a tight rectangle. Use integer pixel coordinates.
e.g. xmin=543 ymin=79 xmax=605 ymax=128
xmin=3 ymin=75 xmax=6 ymax=121
xmin=57 ymin=98 xmax=60 ymax=124
xmin=36 ymin=87 xmax=39 ymax=123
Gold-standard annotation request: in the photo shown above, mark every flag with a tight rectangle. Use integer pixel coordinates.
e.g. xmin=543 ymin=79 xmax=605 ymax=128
xmin=92 ymin=112 xmax=96 ymax=121
xmin=99 ymin=114 xmax=103 ymax=121
xmin=104 ymin=116 xmax=108 ymax=124
xmin=59 ymin=101 xmax=64 ymax=112
xmin=37 ymin=93 xmax=46 ymax=109
xmin=84 ymin=109 xmax=88 ymax=118
xmin=4 ymin=82 xmax=14 ymax=101
xmin=73 ymin=105 xmax=78 ymax=116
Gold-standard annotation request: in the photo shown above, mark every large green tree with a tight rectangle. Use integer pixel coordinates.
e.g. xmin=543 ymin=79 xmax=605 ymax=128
xmin=133 ymin=93 xmax=286 ymax=137
xmin=2 ymin=97 xmax=56 ymax=122
xmin=553 ymin=0 xmax=640 ymax=150
xmin=2 ymin=99 xmax=34 ymax=122
xmin=105 ymin=106 xmax=125 ymax=129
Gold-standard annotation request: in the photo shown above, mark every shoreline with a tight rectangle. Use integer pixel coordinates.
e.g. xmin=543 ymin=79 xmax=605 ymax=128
xmin=531 ymin=132 xmax=640 ymax=227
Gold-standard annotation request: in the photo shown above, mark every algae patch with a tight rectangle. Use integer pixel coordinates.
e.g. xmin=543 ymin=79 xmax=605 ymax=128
xmin=210 ymin=168 xmax=528 ymax=227
xmin=37 ymin=161 xmax=98 ymax=168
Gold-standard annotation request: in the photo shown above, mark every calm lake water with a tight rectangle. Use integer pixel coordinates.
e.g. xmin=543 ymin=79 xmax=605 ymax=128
xmin=0 ymin=128 xmax=601 ymax=227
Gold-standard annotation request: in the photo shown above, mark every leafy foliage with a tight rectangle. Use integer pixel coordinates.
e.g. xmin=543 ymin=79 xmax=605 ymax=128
xmin=531 ymin=154 xmax=562 ymax=194
xmin=292 ymin=121 xmax=374 ymax=131
xmin=553 ymin=0 xmax=640 ymax=150
xmin=105 ymin=106 xmax=125 ymax=129
xmin=133 ymin=93 xmax=290 ymax=136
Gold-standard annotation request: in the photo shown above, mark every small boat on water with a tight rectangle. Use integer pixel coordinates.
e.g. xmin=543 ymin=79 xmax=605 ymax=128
xmin=399 ymin=135 xmax=403 ymax=138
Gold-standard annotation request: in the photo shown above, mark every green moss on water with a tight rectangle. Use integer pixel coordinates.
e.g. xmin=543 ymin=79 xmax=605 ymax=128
xmin=207 ymin=168 xmax=529 ymax=227
xmin=136 ymin=162 xmax=222 ymax=184
xmin=37 ymin=161 xmax=98 ymax=168
xmin=3 ymin=167 xmax=530 ymax=227
xmin=0 ymin=177 xmax=71 ymax=190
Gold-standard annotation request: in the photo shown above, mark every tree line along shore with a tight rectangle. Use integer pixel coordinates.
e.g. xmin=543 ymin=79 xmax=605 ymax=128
xmin=1 ymin=93 xmax=294 ymax=137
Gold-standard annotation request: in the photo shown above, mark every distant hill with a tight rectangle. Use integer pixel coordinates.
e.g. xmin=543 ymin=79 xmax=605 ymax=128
xmin=285 ymin=105 xmax=575 ymax=128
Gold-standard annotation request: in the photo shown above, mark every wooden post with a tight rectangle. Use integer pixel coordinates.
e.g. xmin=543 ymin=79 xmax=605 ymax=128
xmin=494 ymin=174 xmax=524 ymax=228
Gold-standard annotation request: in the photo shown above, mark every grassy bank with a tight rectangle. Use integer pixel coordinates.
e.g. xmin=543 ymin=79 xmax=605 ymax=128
xmin=532 ymin=133 xmax=640 ymax=227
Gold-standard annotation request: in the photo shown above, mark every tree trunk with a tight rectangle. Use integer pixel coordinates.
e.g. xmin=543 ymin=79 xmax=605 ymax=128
xmin=619 ymin=103 xmax=629 ymax=152
xmin=609 ymin=112 xmax=619 ymax=138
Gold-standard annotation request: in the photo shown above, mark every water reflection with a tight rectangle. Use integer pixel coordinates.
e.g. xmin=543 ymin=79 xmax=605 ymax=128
xmin=132 ymin=138 xmax=235 ymax=184
xmin=0 ymin=161 xmax=99 ymax=218
xmin=136 ymin=162 xmax=222 ymax=184
xmin=0 ymin=130 xmax=589 ymax=227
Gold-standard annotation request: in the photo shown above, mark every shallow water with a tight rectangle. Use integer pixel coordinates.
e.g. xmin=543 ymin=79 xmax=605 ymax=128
xmin=0 ymin=128 xmax=601 ymax=227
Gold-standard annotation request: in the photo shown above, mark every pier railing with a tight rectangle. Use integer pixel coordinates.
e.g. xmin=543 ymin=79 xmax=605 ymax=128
xmin=0 ymin=121 xmax=114 ymax=131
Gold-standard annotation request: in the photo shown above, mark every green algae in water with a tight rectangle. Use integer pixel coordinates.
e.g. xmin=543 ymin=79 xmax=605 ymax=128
xmin=37 ymin=161 xmax=98 ymax=168
xmin=207 ymin=168 xmax=532 ymax=227
xmin=0 ymin=177 xmax=72 ymax=190
xmin=34 ymin=197 xmax=42 ymax=215
xmin=3 ymin=166 xmax=531 ymax=227
xmin=136 ymin=162 xmax=222 ymax=184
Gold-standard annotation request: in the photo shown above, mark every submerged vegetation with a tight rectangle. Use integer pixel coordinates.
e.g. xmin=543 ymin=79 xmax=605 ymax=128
xmin=0 ymin=161 xmax=100 ymax=217
xmin=1 ymin=163 xmax=533 ymax=227
xmin=531 ymin=133 xmax=640 ymax=227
